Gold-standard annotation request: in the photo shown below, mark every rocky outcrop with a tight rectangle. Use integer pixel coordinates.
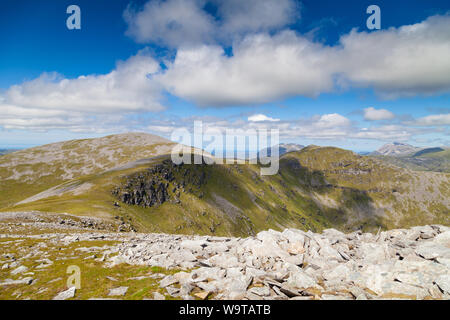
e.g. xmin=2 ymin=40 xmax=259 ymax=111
xmin=1 ymin=212 xmax=448 ymax=300
xmin=110 ymin=224 xmax=450 ymax=300
xmin=112 ymin=160 xmax=207 ymax=208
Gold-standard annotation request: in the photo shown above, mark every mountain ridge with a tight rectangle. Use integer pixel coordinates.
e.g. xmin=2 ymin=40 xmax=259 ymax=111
xmin=1 ymin=133 xmax=448 ymax=236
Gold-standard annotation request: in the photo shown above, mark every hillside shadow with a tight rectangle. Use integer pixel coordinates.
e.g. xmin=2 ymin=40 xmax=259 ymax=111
xmin=278 ymin=157 xmax=388 ymax=231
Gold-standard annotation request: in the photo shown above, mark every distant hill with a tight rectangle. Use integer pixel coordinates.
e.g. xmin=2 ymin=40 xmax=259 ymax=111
xmin=371 ymin=145 xmax=450 ymax=173
xmin=259 ymin=143 xmax=304 ymax=157
xmin=1 ymin=134 xmax=448 ymax=236
xmin=0 ymin=149 xmax=19 ymax=156
xmin=371 ymin=142 xmax=420 ymax=157
xmin=413 ymin=147 xmax=445 ymax=157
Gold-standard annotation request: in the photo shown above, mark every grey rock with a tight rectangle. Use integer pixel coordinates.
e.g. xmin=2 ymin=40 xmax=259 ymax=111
xmin=435 ymin=274 xmax=450 ymax=294
xmin=159 ymin=275 xmax=177 ymax=288
xmin=53 ymin=287 xmax=76 ymax=300
xmin=153 ymin=292 xmax=166 ymax=300
xmin=286 ymin=271 xmax=316 ymax=289
xmin=11 ymin=265 xmax=28 ymax=275
xmin=108 ymin=286 xmax=128 ymax=296
xmin=249 ymin=286 xmax=270 ymax=296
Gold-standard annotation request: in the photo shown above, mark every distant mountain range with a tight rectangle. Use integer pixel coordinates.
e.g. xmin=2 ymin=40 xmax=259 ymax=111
xmin=0 ymin=133 xmax=448 ymax=236
xmin=258 ymin=143 xmax=304 ymax=157
xmin=370 ymin=142 xmax=450 ymax=173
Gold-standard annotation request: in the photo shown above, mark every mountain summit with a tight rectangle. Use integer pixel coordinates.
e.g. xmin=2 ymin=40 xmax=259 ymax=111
xmin=372 ymin=142 xmax=420 ymax=156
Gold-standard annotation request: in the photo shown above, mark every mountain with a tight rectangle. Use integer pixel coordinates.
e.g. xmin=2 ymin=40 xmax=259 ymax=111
xmin=0 ymin=134 xmax=448 ymax=236
xmin=0 ymin=133 xmax=174 ymax=209
xmin=372 ymin=142 xmax=421 ymax=156
xmin=372 ymin=146 xmax=450 ymax=173
xmin=259 ymin=143 xmax=304 ymax=157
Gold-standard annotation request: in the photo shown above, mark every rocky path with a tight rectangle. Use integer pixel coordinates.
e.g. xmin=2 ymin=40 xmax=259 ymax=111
xmin=0 ymin=212 xmax=449 ymax=300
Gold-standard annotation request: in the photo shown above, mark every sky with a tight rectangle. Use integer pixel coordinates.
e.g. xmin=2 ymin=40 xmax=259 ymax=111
xmin=0 ymin=0 xmax=449 ymax=151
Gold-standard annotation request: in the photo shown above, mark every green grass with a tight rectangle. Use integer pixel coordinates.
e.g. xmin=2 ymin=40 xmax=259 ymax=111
xmin=0 ymin=237 xmax=185 ymax=300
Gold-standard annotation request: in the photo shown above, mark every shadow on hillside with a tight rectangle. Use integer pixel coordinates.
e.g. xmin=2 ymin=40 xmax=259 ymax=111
xmin=279 ymin=157 xmax=388 ymax=231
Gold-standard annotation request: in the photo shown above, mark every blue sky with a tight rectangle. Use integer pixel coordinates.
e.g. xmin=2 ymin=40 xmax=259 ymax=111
xmin=0 ymin=0 xmax=449 ymax=151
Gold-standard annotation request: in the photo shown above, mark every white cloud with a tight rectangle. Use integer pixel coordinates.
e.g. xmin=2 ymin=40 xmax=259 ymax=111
xmin=157 ymin=14 xmax=450 ymax=106
xmin=124 ymin=0 xmax=215 ymax=48
xmin=0 ymin=51 xmax=164 ymax=131
xmin=338 ymin=15 xmax=450 ymax=97
xmin=363 ymin=107 xmax=395 ymax=121
xmin=215 ymin=0 xmax=300 ymax=38
xmin=124 ymin=0 xmax=300 ymax=47
xmin=248 ymin=114 xmax=280 ymax=122
xmin=138 ymin=112 xmax=440 ymax=145
xmin=2 ymin=51 xmax=163 ymax=113
xmin=315 ymin=113 xmax=351 ymax=128
xmin=409 ymin=114 xmax=450 ymax=126
xmin=159 ymin=31 xmax=337 ymax=106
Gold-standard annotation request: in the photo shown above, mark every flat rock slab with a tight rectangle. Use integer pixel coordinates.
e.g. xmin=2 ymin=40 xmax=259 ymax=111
xmin=53 ymin=287 xmax=76 ymax=300
xmin=108 ymin=286 xmax=128 ymax=296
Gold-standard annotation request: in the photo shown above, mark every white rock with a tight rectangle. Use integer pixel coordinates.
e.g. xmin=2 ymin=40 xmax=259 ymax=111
xmin=286 ymin=271 xmax=316 ymax=289
xmin=435 ymin=274 xmax=450 ymax=294
xmin=11 ymin=265 xmax=28 ymax=275
xmin=53 ymin=287 xmax=76 ymax=300
xmin=108 ymin=286 xmax=128 ymax=296
xmin=153 ymin=292 xmax=166 ymax=300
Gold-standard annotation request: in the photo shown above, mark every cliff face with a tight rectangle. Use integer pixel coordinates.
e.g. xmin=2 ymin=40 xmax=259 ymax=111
xmin=112 ymin=159 xmax=207 ymax=207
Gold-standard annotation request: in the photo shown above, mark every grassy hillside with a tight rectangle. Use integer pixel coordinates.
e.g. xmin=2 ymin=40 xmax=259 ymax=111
xmin=0 ymin=133 xmax=174 ymax=209
xmin=372 ymin=148 xmax=450 ymax=173
xmin=1 ymin=136 xmax=448 ymax=237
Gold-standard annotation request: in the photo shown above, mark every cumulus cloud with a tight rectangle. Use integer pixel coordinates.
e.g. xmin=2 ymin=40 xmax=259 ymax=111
xmin=140 ymin=112 xmax=440 ymax=145
xmin=0 ymin=50 xmax=164 ymax=131
xmin=156 ymin=14 xmax=450 ymax=106
xmin=408 ymin=114 xmax=450 ymax=126
xmin=337 ymin=15 xmax=450 ymax=97
xmin=363 ymin=107 xmax=395 ymax=121
xmin=2 ymin=52 xmax=163 ymax=113
xmin=124 ymin=0 xmax=300 ymax=47
xmin=215 ymin=0 xmax=300 ymax=38
xmin=124 ymin=0 xmax=216 ymax=47
xmin=248 ymin=114 xmax=280 ymax=122
xmin=159 ymin=31 xmax=338 ymax=106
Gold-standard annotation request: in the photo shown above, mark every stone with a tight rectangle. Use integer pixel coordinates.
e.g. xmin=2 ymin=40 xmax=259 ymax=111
xmin=0 ymin=277 xmax=34 ymax=286
xmin=289 ymin=296 xmax=313 ymax=300
xmin=11 ymin=265 xmax=28 ymax=275
xmin=53 ymin=287 xmax=76 ymax=300
xmin=180 ymin=240 xmax=207 ymax=251
xmin=153 ymin=292 xmax=165 ymax=300
xmin=321 ymin=294 xmax=353 ymax=300
xmin=165 ymin=286 xmax=179 ymax=296
xmin=434 ymin=231 xmax=450 ymax=245
xmin=207 ymin=253 xmax=240 ymax=268
xmin=279 ymin=283 xmax=301 ymax=297
xmin=108 ymin=286 xmax=128 ymax=296
xmin=159 ymin=275 xmax=178 ymax=288
xmin=415 ymin=243 xmax=450 ymax=260
xmin=194 ymin=291 xmax=210 ymax=300
xmin=286 ymin=242 xmax=305 ymax=255
xmin=435 ymin=274 xmax=450 ymax=294
xmin=286 ymin=271 xmax=316 ymax=290
xmin=249 ymin=286 xmax=270 ymax=296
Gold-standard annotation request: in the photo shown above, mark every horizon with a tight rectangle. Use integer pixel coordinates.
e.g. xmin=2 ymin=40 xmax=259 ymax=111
xmin=0 ymin=130 xmax=448 ymax=154
xmin=1 ymin=0 xmax=449 ymax=151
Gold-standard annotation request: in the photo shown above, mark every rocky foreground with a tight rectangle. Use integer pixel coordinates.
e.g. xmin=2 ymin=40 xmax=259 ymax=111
xmin=0 ymin=212 xmax=449 ymax=300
